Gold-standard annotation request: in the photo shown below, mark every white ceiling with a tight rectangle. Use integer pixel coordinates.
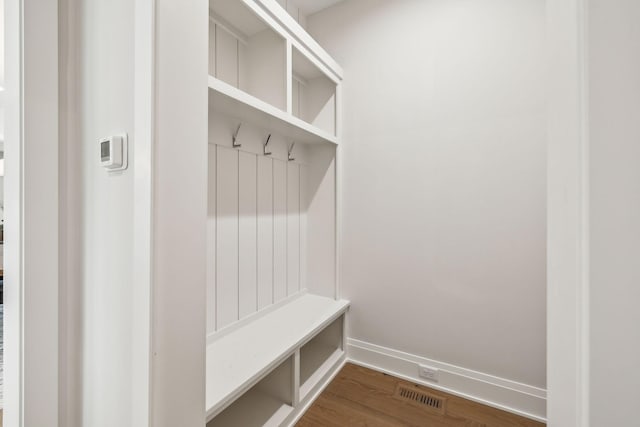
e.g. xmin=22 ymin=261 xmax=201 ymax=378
xmin=294 ymin=0 xmax=344 ymax=16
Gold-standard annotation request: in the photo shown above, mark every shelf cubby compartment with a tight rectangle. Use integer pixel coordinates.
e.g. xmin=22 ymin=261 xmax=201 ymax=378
xmin=299 ymin=315 xmax=344 ymax=400
xmin=207 ymin=356 xmax=294 ymax=427
xmin=292 ymin=47 xmax=337 ymax=137
xmin=210 ymin=0 xmax=287 ymax=111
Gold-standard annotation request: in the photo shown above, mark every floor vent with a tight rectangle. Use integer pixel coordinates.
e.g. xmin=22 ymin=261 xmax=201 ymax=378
xmin=394 ymin=383 xmax=446 ymax=414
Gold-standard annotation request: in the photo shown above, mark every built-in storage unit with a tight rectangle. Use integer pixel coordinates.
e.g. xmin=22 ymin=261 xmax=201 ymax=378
xmin=206 ymin=0 xmax=347 ymax=425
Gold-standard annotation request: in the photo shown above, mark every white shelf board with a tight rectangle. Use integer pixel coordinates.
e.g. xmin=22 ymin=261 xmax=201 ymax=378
xmin=209 ymin=76 xmax=339 ymax=146
xmin=299 ymin=345 xmax=344 ymax=400
xmin=205 ymin=293 xmax=350 ymax=421
xmin=207 ymin=388 xmax=293 ymax=427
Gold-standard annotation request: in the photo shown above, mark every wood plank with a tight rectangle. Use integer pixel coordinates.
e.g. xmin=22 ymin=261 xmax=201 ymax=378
xmin=296 ymin=364 xmax=545 ymax=427
xmin=299 ymin=164 xmax=307 ymax=291
xmin=238 ymin=151 xmax=258 ymax=319
xmin=287 ymin=162 xmax=300 ymax=295
xmin=216 ymin=146 xmax=239 ymax=328
xmin=208 ymin=22 xmax=216 ymax=77
xmin=207 ymin=145 xmax=217 ymax=334
xmin=215 ymin=24 xmax=239 ymax=87
xmin=273 ymin=159 xmax=287 ymax=302
xmin=257 ymin=156 xmax=274 ymax=309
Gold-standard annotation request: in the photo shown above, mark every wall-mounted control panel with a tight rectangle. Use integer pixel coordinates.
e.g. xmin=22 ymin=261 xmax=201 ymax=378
xmin=100 ymin=134 xmax=128 ymax=172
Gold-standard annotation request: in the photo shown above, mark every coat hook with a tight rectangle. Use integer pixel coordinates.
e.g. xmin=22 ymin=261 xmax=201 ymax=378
xmin=232 ymin=123 xmax=242 ymax=148
xmin=288 ymin=142 xmax=296 ymax=162
xmin=263 ymin=134 xmax=272 ymax=156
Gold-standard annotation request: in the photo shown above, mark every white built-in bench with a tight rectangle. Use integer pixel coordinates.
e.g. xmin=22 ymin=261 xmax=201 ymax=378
xmin=206 ymin=294 xmax=350 ymax=426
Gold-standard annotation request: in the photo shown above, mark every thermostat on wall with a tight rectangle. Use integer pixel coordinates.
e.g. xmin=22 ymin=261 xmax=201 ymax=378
xmin=100 ymin=134 xmax=128 ymax=172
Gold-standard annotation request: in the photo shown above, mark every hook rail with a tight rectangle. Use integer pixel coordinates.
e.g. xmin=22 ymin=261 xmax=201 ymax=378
xmin=288 ymin=142 xmax=296 ymax=161
xmin=232 ymin=123 xmax=242 ymax=148
xmin=264 ymin=134 xmax=272 ymax=156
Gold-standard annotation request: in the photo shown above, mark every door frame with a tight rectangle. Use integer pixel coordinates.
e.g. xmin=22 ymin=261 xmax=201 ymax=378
xmin=547 ymin=0 xmax=590 ymax=426
xmin=4 ymin=0 xmax=59 ymax=426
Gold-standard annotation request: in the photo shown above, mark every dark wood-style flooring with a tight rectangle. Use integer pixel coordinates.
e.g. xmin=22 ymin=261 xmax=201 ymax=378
xmin=296 ymin=363 xmax=545 ymax=427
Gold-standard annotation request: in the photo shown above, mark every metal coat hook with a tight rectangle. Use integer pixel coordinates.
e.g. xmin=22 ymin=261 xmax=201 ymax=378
xmin=263 ymin=134 xmax=272 ymax=156
xmin=288 ymin=142 xmax=296 ymax=162
xmin=232 ymin=123 xmax=242 ymax=148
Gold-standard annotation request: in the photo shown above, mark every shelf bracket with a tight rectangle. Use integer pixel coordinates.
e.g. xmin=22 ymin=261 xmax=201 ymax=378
xmin=263 ymin=134 xmax=272 ymax=156
xmin=288 ymin=142 xmax=296 ymax=162
xmin=232 ymin=123 xmax=242 ymax=148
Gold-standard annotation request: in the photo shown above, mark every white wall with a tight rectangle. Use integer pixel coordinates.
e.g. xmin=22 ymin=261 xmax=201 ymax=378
xmin=61 ymin=0 xmax=137 ymax=425
xmin=588 ymin=1 xmax=640 ymax=424
xmin=308 ymin=0 xmax=546 ymax=389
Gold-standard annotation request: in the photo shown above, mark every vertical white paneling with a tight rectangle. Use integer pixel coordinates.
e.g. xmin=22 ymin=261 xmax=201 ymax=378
xmin=300 ymin=164 xmax=307 ymax=291
xmin=238 ymin=152 xmax=258 ymax=319
xmin=210 ymin=136 xmax=306 ymax=326
xmin=208 ymin=22 xmax=216 ymax=76
xmin=207 ymin=146 xmax=217 ymax=334
xmin=215 ymin=25 xmax=238 ymax=87
xmin=273 ymin=159 xmax=288 ymax=302
xmin=257 ymin=157 xmax=274 ymax=309
xmin=287 ymin=163 xmax=300 ymax=295
xmin=216 ymin=146 xmax=239 ymax=328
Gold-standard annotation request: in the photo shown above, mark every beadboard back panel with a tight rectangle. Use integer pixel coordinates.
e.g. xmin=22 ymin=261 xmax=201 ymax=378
xmin=207 ymin=113 xmax=316 ymax=334
xmin=207 ymin=112 xmax=335 ymax=336
xmin=208 ymin=144 xmax=307 ymax=332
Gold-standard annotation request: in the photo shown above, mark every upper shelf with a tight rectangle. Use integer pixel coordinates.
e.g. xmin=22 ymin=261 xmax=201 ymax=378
xmin=209 ymin=76 xmax=339 ymax=145
xmin=209 ymin=0 xmax=342 ymax=146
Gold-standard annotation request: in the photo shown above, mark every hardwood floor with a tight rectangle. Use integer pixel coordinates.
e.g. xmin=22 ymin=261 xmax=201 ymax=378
xmin=296 ymin=363 xmax=544 ymax=427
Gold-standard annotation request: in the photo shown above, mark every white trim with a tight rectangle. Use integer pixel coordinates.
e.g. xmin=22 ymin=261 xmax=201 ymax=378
xmin=347 ymin=339 xmax=546 ymax=423
xmin=334 ymin=83 xmax=342 ymax=300
xmin=5 ymin=0 xmax=59 ymax=425
xmin=546 ymin=0 xmax=590 ymax=426
xmin=4 ymin=1 xmax=23 ymax=423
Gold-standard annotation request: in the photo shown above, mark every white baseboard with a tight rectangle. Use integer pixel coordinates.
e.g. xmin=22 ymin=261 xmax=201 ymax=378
xmin=347 ymin=338 xmax=546 ymax=423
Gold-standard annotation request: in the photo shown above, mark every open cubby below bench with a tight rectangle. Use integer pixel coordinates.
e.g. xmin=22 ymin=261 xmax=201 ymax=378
xmin=206 ymin=293 xmax=350 ymax=425
xmin=207 ymin=356 xmax=295 ymax=427
xmin=299 ymin=316 xmax=344 ymax=401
